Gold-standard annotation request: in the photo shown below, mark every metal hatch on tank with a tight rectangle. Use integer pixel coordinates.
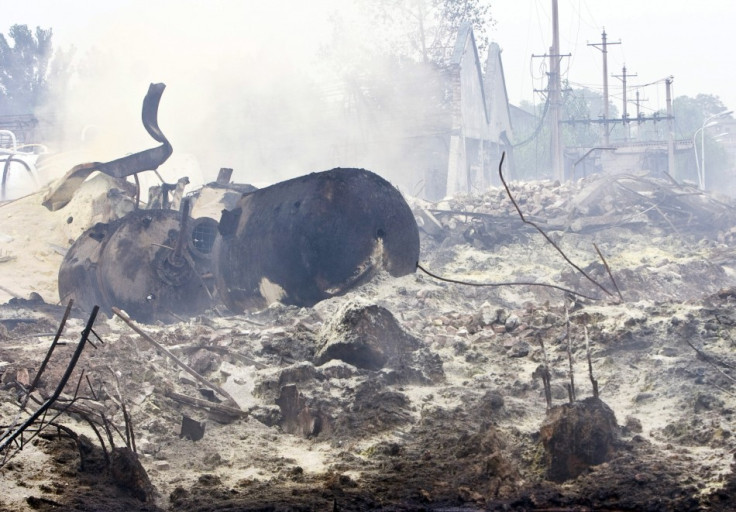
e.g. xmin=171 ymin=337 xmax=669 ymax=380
xmin=58 ymin=199 xmax=217 ymax=323
xmin=212 ymin=167 xmax=420 ymax=313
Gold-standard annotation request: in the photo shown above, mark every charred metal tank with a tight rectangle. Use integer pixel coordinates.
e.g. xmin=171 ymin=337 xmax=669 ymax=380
xmin=213 ymin=167 xmax=420 ymax=312
xmin=58 ymin=201 xmax=217 ymax=323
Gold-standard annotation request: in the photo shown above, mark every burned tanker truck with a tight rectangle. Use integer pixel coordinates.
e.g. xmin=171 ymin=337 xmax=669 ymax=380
xmin=52 ymin=83 xmax=420 ymax=323
xmin=214 ymin=167 xmax=420 ymax=313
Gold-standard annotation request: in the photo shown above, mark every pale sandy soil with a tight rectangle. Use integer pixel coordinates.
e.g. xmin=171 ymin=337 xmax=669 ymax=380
xmin=1 ymin=173 xmax=736 ymax=511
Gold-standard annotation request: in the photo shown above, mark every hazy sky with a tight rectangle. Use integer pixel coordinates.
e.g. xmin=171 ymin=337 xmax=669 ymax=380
xmin=490 ymin=0 xmax=736 ymax=115
xmin=3 ymin=0 xmax=734 ymax=182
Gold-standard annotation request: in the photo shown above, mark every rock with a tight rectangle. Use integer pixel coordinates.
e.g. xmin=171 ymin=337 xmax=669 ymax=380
xmin=539 ymin=396 xmax=619 ymax=482
xmin=481 ymin=390 xmax=505 ymax=413
xmin=491 ymin=324 xmax=507 ymax=334
xmin=507 ymin=340 xmax=530 ymax=358
xmin=253 ymin=361 xmax=319 ymax=401
xmin=504 ymin=314 xmax=520 ymax=332
xmin=178 ymin=370 xmax=197 ymax=386
xmin=317 ymin=359 xmax=360 ymax=380
xmin=694 ymin=393 xmax=725 ymax=413
xmin=314 ymin=303 xmax=420 ymax=372
xmin=137 ymin=439 xmax=157 ymax=455
xmin=479 ymin=302 xmax=495 ymax=325
xmin=188 ymin=349 xmax=220 ymax=375
xmin=624 ymin=415 xmax=643 ymax=435
xmin=153 ymin=460 xmax=170 ymax=471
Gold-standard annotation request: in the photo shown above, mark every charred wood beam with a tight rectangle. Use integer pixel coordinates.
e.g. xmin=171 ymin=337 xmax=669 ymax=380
xmin=163 ymin=388 xmax=246 ymax=418
xmin=112 ymin=307 xmax=240 ymax=408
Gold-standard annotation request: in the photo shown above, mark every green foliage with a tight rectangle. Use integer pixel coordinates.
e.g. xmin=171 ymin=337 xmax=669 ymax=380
xmin=561 ymin=85 xmax=618 ymax=148
xmin=672 ymin=94 xmax=729 ymax=138
xmin=512 ymin=85 xmax=620 ymax=179
xmin=0 ymin=24 xmax=53 ymax=115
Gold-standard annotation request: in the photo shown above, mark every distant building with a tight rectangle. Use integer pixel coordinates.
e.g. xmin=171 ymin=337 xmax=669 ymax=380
xmin=444 ymin=29 xmax=514 ymax=198
xmin=332 ymin=23 xmax=516 ymax=201
xmin=235 ymin=24 xmax=516 ymax=201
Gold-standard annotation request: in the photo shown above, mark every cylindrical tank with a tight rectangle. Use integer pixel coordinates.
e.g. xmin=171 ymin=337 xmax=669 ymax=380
xmin=213 ymin=168 xmax=420 ymax=312
xmin=59 ymin=206 xmax=216 ymax=323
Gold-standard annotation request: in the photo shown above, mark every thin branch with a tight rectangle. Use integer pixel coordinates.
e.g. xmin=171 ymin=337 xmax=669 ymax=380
xmin=685 ymin=339 xmax=736 ymax=384
xmin=1 ymin=300 xmax=74 ymax=448
xmin=565 ymin=306 xmax=576 ymax=403
xmin=585 ymin=326 xmax=599 ymax=398
xmin=538 ymin=336 xmax=553 ymax=410
xmin=497 ymin=152 xmax=613 ymax=298
xmin=0 ymin=307 xmax=99 ymax=454
xmin=79 ymin=415 xmax=110 ymax=467
xmin=593 ymin=243 xmax=624 ymax=303
xmin=108 ymin=366 xmax=136 ymax=453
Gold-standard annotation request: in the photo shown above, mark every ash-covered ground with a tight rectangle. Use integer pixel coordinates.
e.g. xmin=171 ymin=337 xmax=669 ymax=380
xmin=2 ymin=172 xmax=736 ymax=511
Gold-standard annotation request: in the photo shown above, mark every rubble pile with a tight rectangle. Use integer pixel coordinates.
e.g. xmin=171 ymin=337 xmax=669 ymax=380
xmin=1 ymin=173 xmax=736 ymax=510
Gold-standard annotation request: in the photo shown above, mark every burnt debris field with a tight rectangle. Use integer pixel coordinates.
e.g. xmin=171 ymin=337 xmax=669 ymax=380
xmin=2 ymin=166 xmax=736 ymax=511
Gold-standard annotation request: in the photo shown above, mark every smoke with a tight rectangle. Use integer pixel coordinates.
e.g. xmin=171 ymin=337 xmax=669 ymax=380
xmin=31 ymin=0 xmax=461 ymax=197
xmin=37 ymin=0 xmax=347 ymax=187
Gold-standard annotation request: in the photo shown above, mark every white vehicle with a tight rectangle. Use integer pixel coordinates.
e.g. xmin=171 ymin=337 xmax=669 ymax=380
xmin=0 ymin=129 xmax=47 ymax=200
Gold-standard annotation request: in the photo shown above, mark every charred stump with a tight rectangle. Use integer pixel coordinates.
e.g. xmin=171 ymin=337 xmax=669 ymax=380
xmin=539 ymin=396 xmax=619 ymax=482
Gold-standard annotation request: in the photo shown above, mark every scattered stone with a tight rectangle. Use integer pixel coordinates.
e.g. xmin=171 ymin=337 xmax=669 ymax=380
xmin=504 ymin=314 xmax=520 ymax=332
xmin=507 ymin=340 xmax=530 ymax=358
xmin=314 ymin=303 xmax=442 ymax=383
xmin=154 ymin=460 xmax=170 ymax=471
xmin=178 ymin=370 xmax=197 ymax=386
xmin=180 ymin=415 xmax=206 ymax=441
xmin=188 ymin=348 xmax=220 ymax=375
xmin=623 ymin=416 xmax=643 ymax=435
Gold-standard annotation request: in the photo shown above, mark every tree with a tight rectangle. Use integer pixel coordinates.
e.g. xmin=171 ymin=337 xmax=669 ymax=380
xmin=512 ymin=85 xmax=620 ymax=179
xmin=672 ymin=93 xmax=729 ymax=138
xmin=359 ymin=0 xmax=493 ymax=64
xmin=561 ymin=84 xmax=619 ymax=148
xmin=0 ymin=24 xmax=53 ymax=115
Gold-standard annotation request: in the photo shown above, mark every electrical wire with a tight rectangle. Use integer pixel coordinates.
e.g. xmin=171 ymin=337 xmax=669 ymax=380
xmin=512 ymin=94 xmax=550 ymax=148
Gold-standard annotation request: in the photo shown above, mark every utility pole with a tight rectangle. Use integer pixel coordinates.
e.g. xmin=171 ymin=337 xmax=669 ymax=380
xmin=613 ymin=66 xmax=637 ymax=140
xmin=588 ymin=30 xmax=621 ymax=145
xmin=550 ymin=0 xmax=564 ymax=181
xmin=635 ymin=90 xmax=640 ymax=121
xmin=666 ymin=76 xmax=675 ymax=178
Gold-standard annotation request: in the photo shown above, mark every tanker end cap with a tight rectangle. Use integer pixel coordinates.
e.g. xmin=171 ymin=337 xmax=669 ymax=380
xmin=218 ymin=208 xmax=242 ymax=237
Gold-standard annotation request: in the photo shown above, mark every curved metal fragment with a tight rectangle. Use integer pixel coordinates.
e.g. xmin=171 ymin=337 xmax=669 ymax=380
xmin=43 ymin=83 xmax=173 ymax=211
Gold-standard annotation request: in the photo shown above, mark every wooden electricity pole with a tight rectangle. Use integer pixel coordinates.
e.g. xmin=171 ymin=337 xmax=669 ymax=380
xmin=550 ymin=0 xmax=564 ymax=181
xmin=613 ymin=66 xmax=637 ymax=140
xmin=666 ymin=76 xmax=675 ymax=178
xmin=588 ymin=30 xmax=621 ymax=145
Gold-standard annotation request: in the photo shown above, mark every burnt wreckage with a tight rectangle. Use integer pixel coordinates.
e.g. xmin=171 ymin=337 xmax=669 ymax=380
xmin=53 ymin=83 xmax=420 ymax=323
